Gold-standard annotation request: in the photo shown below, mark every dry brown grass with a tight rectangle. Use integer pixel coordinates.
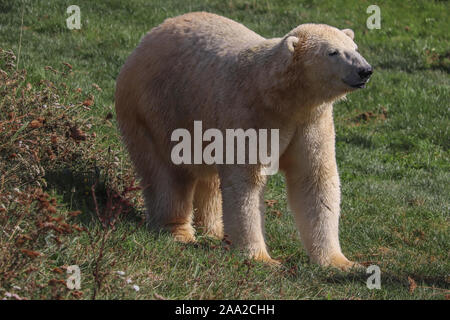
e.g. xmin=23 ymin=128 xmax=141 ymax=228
xmin=0 ymin=48 xmax=142 ymax=299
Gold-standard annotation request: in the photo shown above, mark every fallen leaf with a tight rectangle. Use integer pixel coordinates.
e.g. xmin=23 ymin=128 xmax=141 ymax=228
xmin=47 ymin=205 xmax=57 ymax=214
xmin=21 ymin=249 xmax=42 ymax=258
xmin=408 ymin=276 xmax=417 ymax=294
xmin=62 ymin=62 xmax=73 ymax=69
xmin=378 ymin=247 xmax=391 ymax=255
xmin=271 ymin=210 xmax=282 ymax=217
xmin=265 ymin=199 xmax=278 ymax=207
xmin=29 ymin=120 xmax=42 ymax=129
xmin=82 ymin=98 xmax=94 ymax=107
xmin=52 ymin=267 xmax=64 ymax=274
xmin=71 ymin=291 xmax=83 ymax=298
xmin=69 ymin=126 xmax=86 ymax=141
xmin=72 ymin=224 xmax=84 ymax=232
xmin=69 ymin=210 xmax=82 ymax=217
xmin=48 ymin=279 xmax=66 ymax=286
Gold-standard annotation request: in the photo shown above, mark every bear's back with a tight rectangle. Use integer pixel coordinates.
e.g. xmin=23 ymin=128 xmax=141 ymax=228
xmin=143 ymin=12 xmax=265 ymax=57
xmin=116 ymin=12 xmax=266 ymax=127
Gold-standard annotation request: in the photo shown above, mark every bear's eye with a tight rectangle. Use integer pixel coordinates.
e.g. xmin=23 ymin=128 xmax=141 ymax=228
xmin=328 ymin=50 xmax=339 ymax=56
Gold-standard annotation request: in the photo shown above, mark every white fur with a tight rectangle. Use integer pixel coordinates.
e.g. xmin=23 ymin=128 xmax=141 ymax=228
xmin=115 ymin=12 xmax=364 ymax=269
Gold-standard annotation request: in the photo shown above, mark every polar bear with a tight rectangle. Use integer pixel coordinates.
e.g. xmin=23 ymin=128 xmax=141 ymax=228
xmin=115 ymin=12 xmax=372 ymax=270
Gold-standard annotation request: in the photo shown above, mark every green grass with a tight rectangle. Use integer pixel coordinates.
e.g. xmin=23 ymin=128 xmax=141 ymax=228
xmin=0 ymin=0 xmax=449 ymax=299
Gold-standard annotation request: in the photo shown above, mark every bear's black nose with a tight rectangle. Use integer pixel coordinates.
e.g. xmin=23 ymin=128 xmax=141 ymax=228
xmin=358 ymin=66 xmax=373 ymax=79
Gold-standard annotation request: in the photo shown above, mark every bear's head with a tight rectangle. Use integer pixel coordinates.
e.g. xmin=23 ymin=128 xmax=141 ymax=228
xmin=282 ymin=23 xmax=372 ymax=102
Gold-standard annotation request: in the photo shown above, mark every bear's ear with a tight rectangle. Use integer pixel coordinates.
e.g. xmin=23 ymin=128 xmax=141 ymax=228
xmin=285 ymin=36 xmax=299 ymax=53
xmin=342 ymin=29 xmax=355 ymax=40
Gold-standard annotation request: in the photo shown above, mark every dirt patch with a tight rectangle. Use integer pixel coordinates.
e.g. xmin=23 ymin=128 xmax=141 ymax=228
xmin=349 ymin=106 xmax=388 ymax=125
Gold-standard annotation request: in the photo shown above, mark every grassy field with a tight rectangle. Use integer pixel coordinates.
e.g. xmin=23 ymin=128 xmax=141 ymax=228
xmin=0 ymin=0 xmax=449 ymax=300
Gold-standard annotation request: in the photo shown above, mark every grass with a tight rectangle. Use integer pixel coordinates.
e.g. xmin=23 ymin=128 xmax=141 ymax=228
xmin=0 ymin=0 xmax=449 ymax=300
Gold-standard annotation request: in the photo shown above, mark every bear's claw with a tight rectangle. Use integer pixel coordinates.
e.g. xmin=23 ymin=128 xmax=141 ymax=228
xmin=253 ymin=251 xmax=282 ymax=266
xmin=329 ymin=254 xmax=362 ymax=271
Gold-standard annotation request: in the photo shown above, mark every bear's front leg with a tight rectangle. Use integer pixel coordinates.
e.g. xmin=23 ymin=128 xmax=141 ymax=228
xmin=218 ymin=166 xmax=279 ymax=265
xmin=281 ymin=106 xmax=356 ymax=270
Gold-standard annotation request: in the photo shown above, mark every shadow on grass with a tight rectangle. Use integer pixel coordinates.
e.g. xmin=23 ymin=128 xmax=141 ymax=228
xmin=322 ymin=269 xmax=449 ymax=292
xmin=278 ymin=255 xmax=448 ymax=292
xmin=375 ymin=51 xmax=450 ymax=74
xmin=338 ymin=134 xmax=374 ymax=149
xmin=44 ymin=165 xmax=144 ymax=227
xmin=42 ymin=166 xmax=450 ymax=293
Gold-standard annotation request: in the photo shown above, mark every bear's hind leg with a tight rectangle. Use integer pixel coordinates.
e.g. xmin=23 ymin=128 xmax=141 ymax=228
xmin=116 ymin=107 xmax=196 ymax=243
xmin=193 ymin=175 xmax=223 ymax=239
xmin=142 ymin=167 xmax=197 ymax=243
